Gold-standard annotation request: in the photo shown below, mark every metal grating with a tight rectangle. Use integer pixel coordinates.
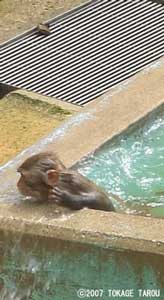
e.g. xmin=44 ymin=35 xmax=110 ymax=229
xmin=1 ymin=0 xmax=164 ymax=106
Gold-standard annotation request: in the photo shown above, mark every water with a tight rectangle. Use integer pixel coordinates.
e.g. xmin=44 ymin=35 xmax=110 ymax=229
xmin=76 ymin=108 xmax=164 ymax=218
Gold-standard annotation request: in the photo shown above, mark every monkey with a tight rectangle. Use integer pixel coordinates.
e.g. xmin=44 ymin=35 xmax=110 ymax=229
xmin=17 ymin=152 xmax=116 ymax=212
xmin=37 ymin=23 xmax=51 ymax=35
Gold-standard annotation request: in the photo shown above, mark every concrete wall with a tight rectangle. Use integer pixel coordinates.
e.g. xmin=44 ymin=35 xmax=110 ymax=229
xmin=1 ymin=230 xmax=163 ymax=299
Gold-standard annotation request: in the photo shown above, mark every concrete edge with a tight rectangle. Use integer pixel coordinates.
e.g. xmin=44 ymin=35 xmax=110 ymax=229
xmin=0 ymin=209 xmax=164 ymax=255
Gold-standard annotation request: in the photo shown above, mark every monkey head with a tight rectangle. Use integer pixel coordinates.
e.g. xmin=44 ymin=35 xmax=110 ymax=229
xmin=17 ymin=152 xmax=65 ymax=202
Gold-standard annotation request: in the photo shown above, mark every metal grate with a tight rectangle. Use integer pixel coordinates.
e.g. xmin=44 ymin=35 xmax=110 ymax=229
xmin=1 ymin=0 xmax=164 ymax=106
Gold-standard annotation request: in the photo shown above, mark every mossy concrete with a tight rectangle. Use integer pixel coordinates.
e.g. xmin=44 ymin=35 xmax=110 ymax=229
xmin=12 ymin=89 xmax=82 ymax=113
xmin=1 ymin=230 xmax=163 ymax=300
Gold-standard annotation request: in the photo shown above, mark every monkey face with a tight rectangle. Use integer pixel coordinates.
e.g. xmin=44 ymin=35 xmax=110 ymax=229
xmin=17 ymin=171 xmax=49 ymax=202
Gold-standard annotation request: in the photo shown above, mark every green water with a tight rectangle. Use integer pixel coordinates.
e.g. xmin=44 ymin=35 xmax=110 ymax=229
xmin=76 ymin=109 xmax=164 ymax=217
xmin=0 ymin=231 xmax=163 ymax=300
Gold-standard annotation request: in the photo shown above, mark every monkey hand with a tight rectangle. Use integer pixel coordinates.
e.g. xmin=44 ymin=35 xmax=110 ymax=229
xmin=48 ymin=187 xmax=71 ymax=205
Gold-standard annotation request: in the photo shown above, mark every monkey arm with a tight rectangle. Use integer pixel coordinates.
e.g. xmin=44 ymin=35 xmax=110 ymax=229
xmin=49 ymin=187 xmax=100 ymax=210
xmin=49 ymin=187 xmax=116 ymax=211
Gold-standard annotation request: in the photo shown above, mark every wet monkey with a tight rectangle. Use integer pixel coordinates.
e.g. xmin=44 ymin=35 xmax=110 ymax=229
xmin=17 ymin=152 xmax=65 ymax=202
xmin=17 ymin=152 xmax=116 ymax=212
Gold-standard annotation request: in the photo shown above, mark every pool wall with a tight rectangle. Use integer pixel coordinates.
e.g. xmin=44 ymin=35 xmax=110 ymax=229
xmin=0 ymin=58 xmax=164 ymax=256
xmin=1 ymin=231 xmax=164 ymax=300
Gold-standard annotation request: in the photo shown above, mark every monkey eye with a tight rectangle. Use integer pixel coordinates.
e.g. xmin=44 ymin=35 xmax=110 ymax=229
xmin=17 ymin=169 xmax=25 ymax=177
xmin=17 ymin=168 xmax=26 ymax=176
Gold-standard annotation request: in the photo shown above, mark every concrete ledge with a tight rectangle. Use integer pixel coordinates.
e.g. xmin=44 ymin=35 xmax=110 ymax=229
xmin=0 ymin=204 xmax=164 ymax=255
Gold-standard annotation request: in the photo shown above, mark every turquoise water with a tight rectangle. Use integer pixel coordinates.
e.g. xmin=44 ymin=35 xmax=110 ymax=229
xmin=76 ymin=109 xmax=164 ymax=217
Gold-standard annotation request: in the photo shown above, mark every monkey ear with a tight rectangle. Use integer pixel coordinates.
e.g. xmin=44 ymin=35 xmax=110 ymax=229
xmin=44 ymin=169 xmax=59 ymax=186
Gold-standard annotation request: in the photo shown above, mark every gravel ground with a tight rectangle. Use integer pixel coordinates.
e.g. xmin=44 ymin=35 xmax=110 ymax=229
xmin=0 ymin=0 xmax=87 ymax=43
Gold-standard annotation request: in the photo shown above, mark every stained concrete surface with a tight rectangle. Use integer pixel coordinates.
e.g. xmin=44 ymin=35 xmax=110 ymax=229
xmin=1 ymin=231 xmax=163 ymax=300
